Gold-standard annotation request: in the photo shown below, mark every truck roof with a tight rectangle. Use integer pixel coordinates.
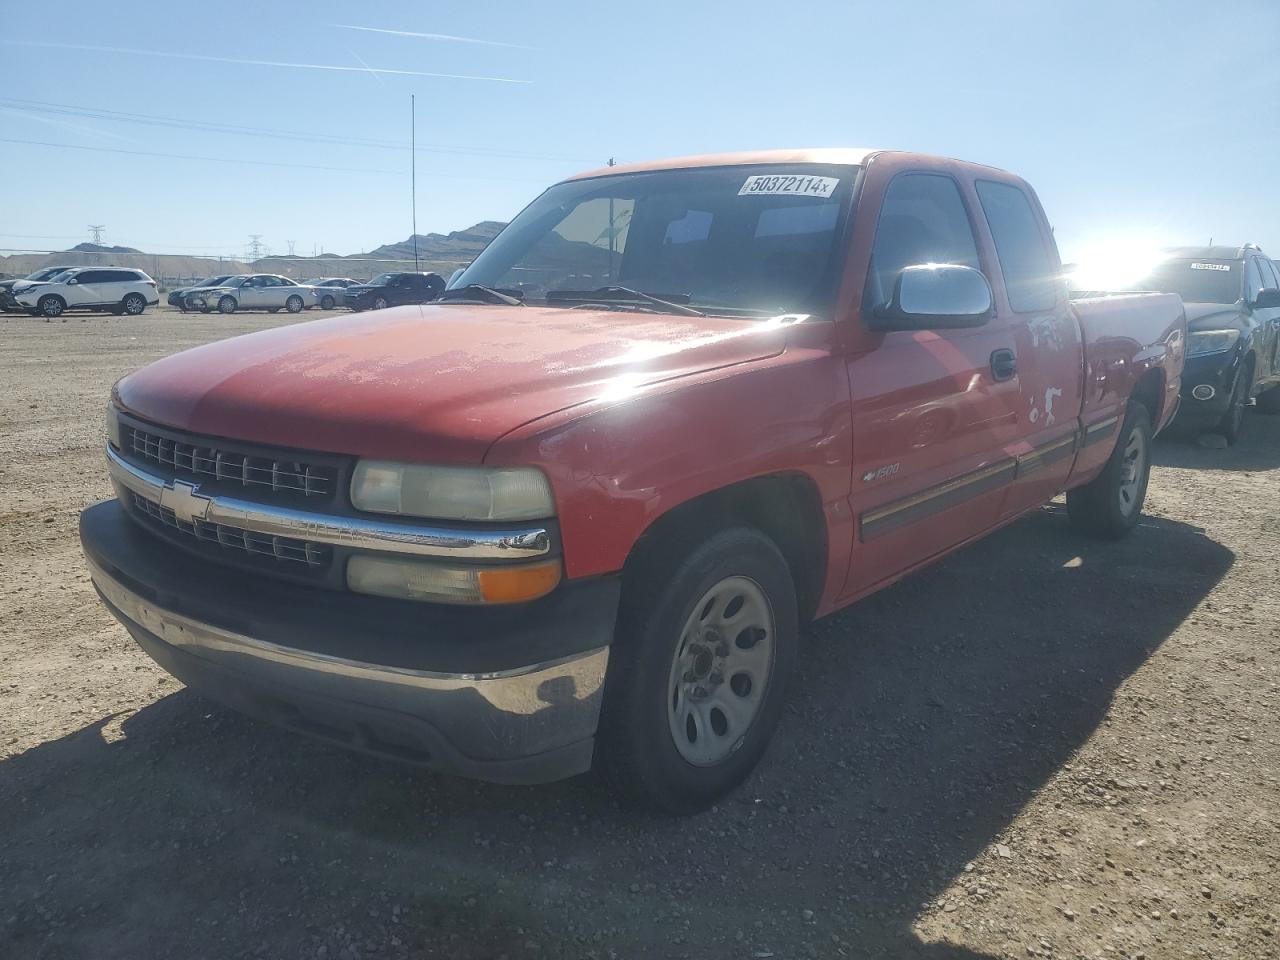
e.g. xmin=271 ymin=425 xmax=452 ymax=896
xmin=1163 ymin=244 xmax=1264 ymax=261
xmin=566 ymin=148 xmax=882 ymax=181
xmin=564 ymin=148 xmax=1025 ymax=185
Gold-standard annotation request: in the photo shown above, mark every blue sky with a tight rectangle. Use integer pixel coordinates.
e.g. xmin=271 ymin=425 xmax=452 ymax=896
xmin=2 ymin=0 xmax=1277 ymax=264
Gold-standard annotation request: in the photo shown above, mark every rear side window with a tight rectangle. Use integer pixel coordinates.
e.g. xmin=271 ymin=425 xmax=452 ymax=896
xmin=976 ymin=180 xmax=1057 ymax=313
xmin=1257 ymin=257 xmax=1279 ymax=290
xmin=867 ymin=173 xmax=980 ymax=309
xmin=106 ymin=270 xmax=138 ymax=282
xmin=1245 ymin=258 xmax=1264 ymax=300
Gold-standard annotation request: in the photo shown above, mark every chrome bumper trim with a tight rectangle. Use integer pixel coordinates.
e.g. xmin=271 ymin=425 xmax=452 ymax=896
xmin=87 ymin=554 xmax=609 ymax=774
xmin=106 ymin=445 xmax=552 ymax=560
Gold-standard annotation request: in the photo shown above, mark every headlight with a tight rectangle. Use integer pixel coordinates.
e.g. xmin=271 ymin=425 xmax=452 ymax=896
xmin=350 ymin=461 xmax=555 ymax=521
xmin=106 ymin=403 xmax=121 ymax=449
xmin=1186 ymin=329 xmax=1240 ymax=359
xmin=347 ymin=555 xmax=561 ymax=604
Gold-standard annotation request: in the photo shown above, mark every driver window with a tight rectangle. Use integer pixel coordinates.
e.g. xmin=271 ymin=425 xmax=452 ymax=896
xmin=1245 ymin=258 xmax=1263 ymax=301
xmin=867 ymin=173 xmax=980 ymax=309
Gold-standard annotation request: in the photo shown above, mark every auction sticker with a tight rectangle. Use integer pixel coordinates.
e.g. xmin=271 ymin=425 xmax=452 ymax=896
xmin=738 ymin=174 xmax=839 ymax=198
xmin=1190 ymin=262 xmax=1231 ymax=271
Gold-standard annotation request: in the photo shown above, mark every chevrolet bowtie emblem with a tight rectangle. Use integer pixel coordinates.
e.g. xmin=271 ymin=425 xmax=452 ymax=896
xmin=159 ymin=480 xmax=212 ymax=525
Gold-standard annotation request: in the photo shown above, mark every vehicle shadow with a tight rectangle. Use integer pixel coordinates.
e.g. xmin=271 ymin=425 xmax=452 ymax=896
xmin=0 ymin=510 xmax=1233 ymax=960
xmin=1154 ymin=408 xmax=1280 ymax=471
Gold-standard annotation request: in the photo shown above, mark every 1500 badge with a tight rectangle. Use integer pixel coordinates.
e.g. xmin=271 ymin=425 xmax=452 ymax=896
xmin=862 ymin=463 xmax=901 ymax=482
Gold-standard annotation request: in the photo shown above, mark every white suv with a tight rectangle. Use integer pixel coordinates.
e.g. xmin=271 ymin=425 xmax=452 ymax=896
xmin=13 ymin=267 xmax=159 ymax=318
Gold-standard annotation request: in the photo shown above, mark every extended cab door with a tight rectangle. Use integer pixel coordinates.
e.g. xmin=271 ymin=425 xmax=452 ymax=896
xmin=841 ymin=165 xmax=1022 ymax=599
xmin=973 ymin=179 xmax=1084 ymax=518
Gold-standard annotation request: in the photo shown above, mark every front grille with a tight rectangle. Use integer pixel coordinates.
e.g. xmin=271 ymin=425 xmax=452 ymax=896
xmin=131 ymin=492 xmax=331 ymax=568
xmin=123 ymin=423 xmax=334 ymax=498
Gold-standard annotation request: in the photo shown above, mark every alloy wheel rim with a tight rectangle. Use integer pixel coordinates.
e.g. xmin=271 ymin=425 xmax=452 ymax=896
xmin=374 ymin=297 xmax=388 ymax=310
xmin=44 ymin=299 xmax=63 ymax=316
xmin=666 ymin=575 xmax=775 ymax=767
xmin=1117 ymin=426 xmax=1146 ymax=516
xmin=125 ymin=296 xmax=143 ymax=314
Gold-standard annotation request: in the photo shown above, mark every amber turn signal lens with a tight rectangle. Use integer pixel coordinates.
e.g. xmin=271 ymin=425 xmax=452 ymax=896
xmin=477 ymin=560 xmax=562 ymax=604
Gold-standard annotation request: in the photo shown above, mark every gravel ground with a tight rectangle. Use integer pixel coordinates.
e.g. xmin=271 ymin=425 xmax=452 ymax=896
xmin=2 ymin=306 xmax=1278 ymax=960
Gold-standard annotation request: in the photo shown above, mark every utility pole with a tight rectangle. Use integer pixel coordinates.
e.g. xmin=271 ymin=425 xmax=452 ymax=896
xmin=247 ymin=234 xmax=264 ymax=261
xmin=88 ymin=224 xmax=106 ymax=245
xmin=606 ymin=158 xmax=616 ymax=281
xmin=411 ymin=94 xmax=419 ymax=272
xmin=286 ymin=240 xmax=296 ymax=256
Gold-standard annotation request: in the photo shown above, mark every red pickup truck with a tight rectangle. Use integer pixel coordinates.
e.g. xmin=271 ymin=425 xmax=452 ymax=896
xmin=81 ymin=149 xmax=1185 ymax=813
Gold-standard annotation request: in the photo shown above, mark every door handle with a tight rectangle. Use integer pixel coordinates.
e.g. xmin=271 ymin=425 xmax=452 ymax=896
xmin=990 ymin=348 xmax=1017 ymax=381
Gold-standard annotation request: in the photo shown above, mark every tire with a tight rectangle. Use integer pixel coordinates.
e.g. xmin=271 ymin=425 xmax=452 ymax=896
xmin=320 ymin=294 xmax=336 ymax=310
xmin=1254 ymin=383 xmax=1280 ymax=415
xmin=200 ymin=307 xmax=212 ymax=314
xmin=121 ymin=293 xmax=146 ymax=316
xmin=268 ymin=308 xmax=280 ymax=314
xmin=37 ymin=295 xmax=66 ymax=318
xmin=372 ymin=296 xmax=389 ymax=311
xmin=285 ymin=295 xmax=304 ymax=314
xmin=599 ymin=527 xmax=798 ymax=814
xmin=1214 ymin=361 xmax=1251 ymax=444
xmin=1067 ymin=403 xmax=1153 ymax=540
xmin=217 ymin=296 xmax=237 ymax=315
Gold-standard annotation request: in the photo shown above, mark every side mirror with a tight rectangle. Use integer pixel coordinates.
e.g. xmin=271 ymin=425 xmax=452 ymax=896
xmin=871 ymin=264 xmax=993 ymax=331
xmin=1252 ymin=288 xmax=1280 ymax=309
xmin=66 ymin=277 xmax=79 ymax=285
xmin=447 ymin=268 xmax=465 ymax=288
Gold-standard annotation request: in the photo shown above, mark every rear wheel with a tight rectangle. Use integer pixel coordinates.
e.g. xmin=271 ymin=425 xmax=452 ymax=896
xmin=320 ymin=294 xmax=336 ymax=309
xmin=1067 ymin=403 xmax=1152 ymax=540
xmin=38 ymin=295 xmax=66 ymax=318
xmin=285 ymin=294 xmax=304 ymax=314
xmin=121 ymin=293 xmax=146 ymax=316
xmin=217 ymin=296 xmax=237 ymax=314
xmin=599 ymin=527 xmax=797 ymax=814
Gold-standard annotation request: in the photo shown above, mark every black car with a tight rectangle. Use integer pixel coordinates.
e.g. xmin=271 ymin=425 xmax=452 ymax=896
xmin=0 ymin=265 xmax=76 ymax=311
xmin=343 ymin=272 xmax=445 ymax=311
xmin=168 ymin=275 xmax=234 ymax=310
xmin=1120 ymin=245 xmax=1280 ymax=443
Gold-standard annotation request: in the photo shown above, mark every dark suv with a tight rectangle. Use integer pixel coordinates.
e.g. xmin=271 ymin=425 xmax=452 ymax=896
xmin=1123 ymin=245 xmax=1280 ymax=443
xmin=343 ymin=272 xmax=445 ymax=311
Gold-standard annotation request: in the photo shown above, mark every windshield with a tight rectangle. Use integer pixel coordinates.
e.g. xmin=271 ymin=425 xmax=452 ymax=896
xmin=1122 ymin=258 xmax=1241 ymax=304
xmin=196 ymin=275 xmax=228 ymax=287
xmin=454 ymin=164 xmax=858 ymax=317
xmin=368 ymin=273 xmax=395 ymax=286
xmin=31 ymin=267 xmax=68 ymax=280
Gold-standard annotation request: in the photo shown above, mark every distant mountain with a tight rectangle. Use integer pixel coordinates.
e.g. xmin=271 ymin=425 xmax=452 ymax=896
xmin=70 ymin=242 xmax=143 ymax=254
xmin=0 ymin=221 xmax=508 ymax=285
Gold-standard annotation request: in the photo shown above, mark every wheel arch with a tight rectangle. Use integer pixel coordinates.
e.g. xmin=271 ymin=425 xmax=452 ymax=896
xmin=621 ymin=472 xmax=828 ymax=624
xmin=1130 ymin=367 xmax=1165 ymax=421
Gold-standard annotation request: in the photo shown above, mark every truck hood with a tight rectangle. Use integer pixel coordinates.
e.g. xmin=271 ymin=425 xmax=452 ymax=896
xmin=115 ymin=303 xmax=789 ymax=463
xmin=1183 ymin=302 xmax=1246 ymax=330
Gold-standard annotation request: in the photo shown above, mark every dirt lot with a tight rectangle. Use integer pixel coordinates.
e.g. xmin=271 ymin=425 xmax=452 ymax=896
xmin=2 ymin=306 xmax=1278 ymax=960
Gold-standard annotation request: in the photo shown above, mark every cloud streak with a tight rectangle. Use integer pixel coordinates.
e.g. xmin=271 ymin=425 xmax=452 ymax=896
xmin=333 ymin=24 xmax=535 ymax=50
xmin=0 ymin=41 xmax=531 ymax=83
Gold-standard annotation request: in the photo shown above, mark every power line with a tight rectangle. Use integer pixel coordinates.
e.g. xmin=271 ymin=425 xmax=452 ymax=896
xmin=0 ymin=97 xmax=583 ymax=162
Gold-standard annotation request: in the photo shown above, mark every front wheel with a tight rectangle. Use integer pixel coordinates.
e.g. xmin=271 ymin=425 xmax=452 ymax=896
xmin=217 ymin=296 xmax=237 ymax=314
xmin=599 ymin=527 xmax=797 ymax=814
xmin=285 ymin=295 xmax=304 ymax=314
xmin=372 ymin=296 xmax=389 ymax=311
xmin=320 ymin=294 xmax=336 ymax=309
xmin=38 ymin=295 xmax=66 ymax=318
xmin=1215 ymin=363 xmax=1251 ymax=444
xmin=1067 ymin=403 xmax=1152 ymax=540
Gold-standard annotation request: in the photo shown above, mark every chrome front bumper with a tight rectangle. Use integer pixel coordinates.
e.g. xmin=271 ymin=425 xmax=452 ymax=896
xmin=86 ymin=550 xmax=610 ymax=784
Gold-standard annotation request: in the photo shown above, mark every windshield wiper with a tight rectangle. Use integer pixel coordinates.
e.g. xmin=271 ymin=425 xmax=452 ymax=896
xmin=546 ymin=286 xmax=705 ymax=318
xmin=437 ymin=284 xmax=524 ymax=306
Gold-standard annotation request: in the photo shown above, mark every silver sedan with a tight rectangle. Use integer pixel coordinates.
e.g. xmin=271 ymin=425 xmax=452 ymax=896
xmin=185 ymin=274 xmax=320 ymax=314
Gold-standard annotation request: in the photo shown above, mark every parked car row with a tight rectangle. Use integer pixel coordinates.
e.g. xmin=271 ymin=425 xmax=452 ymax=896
xmin=172 ymin=272 xmax=445 ymax=313
xmin=1 ymin=267 xmax=159 ymax=317
xmin=1072 ymin=243 xmax=1280 ymax=443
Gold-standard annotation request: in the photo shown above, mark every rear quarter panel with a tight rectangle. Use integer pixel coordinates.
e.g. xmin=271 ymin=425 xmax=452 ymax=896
xmin=1069 ymin=292 xmax=1185 ymax=482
